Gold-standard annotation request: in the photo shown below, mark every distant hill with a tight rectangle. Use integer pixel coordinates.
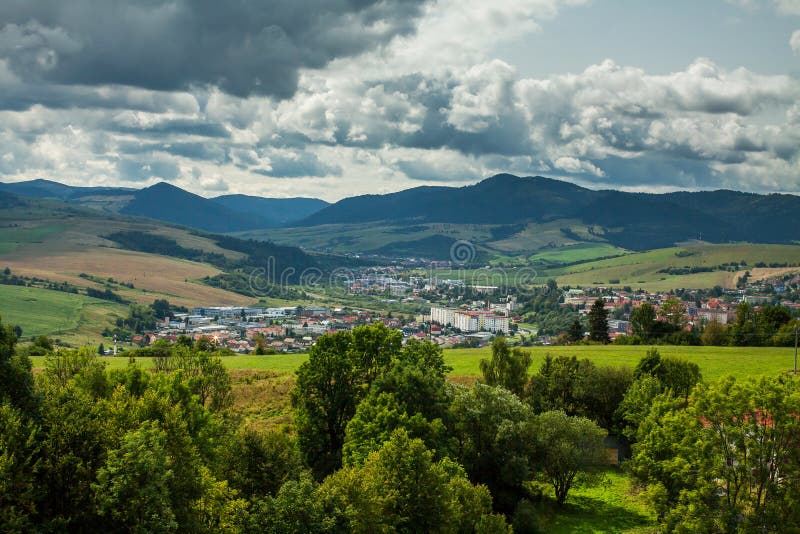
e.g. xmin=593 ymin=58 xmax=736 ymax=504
xmin=298 ymin=174 xmax=800 ymax=250
xmin=212 ymin=194 xmax=328 ymax=226
xmin=0 ymin=178 xmax=135 ymax=200
xmin=118 ymin=182 xmax=270 ymax=233
xmin=0 ymin=179 xmax=328 ymax=233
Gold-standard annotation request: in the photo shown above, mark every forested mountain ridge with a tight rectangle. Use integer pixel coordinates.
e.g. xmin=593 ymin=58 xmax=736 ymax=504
xmin=298 ymin=174 xmax=800 ymax=250
xmin=0 ymin=179 xmax=328 ymax=232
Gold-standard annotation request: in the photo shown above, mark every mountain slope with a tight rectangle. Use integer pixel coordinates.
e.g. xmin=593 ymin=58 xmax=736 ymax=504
xmin=0 ymin=179 xmax=330 ymax=232
xmin=117 ymin=182 xmax=270 ymax=232
xmin=297 ymin=174 xmax=800 ymax=250
xmin=0 ymin=178 xmax=135 ymax=200
xmin=299 ymin=174 xmax=592 ymax=226
xmin=212 ymin=194 xmax=328 ymax=226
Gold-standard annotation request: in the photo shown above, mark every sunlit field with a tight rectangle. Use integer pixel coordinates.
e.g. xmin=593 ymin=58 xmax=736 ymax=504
xmin=30 ymin=345 xmax=798 ymax=381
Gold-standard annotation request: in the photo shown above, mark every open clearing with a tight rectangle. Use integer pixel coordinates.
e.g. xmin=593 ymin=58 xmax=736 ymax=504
xmin=29 ymin=345 xmax=798 ymax=381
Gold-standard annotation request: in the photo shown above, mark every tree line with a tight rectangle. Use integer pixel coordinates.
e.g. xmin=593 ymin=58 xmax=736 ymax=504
xmin=2 ymin=313 xmax=799 ymax=532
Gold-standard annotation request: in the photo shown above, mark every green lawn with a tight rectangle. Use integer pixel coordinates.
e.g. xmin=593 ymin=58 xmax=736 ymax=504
xmin=29 ymin=345 xmax=798 ymax=381
xmin=445 ymin=345 xmax=798 ymax=380
xmin=542 ymin=468 xmax=655 ymax=533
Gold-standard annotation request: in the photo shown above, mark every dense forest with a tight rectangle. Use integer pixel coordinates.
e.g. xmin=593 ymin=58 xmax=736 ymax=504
xmin=1 ymin=316 xmax=799 ymax=532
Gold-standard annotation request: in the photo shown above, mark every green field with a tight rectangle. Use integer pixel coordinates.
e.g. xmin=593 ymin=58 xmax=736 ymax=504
xmin=29 ymin=345 xmax=798 ymax=381
xmin=529 ymin=242 xmax=628 ymax=265
xmin=543 ymin=468 xmax=655 ymax=533
xmin=0 ymin=285 xmax=127 ymax=344
xmin=429 ymin=242 xmax=800 ymax=291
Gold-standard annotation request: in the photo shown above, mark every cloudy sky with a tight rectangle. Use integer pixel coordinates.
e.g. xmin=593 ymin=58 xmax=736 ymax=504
xmin=0 ymin=0 xmax=799 ymax=200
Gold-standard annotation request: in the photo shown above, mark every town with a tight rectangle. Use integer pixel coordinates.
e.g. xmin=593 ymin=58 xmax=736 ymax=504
xmin=128 ymin=267 xmax=800 ymax=353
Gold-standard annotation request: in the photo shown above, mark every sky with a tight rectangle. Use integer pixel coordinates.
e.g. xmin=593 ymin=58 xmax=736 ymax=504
xmin=0 ymin=0 xmax=799 ymax=201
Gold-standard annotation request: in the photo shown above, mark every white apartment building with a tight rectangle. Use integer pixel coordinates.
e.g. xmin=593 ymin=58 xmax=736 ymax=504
xmin=453 ymin=312 xmax=479 ymax=332
xmin=430 ymin=306 xmax=510 ymax=334
xmin=430 ymin=306 xmax=455 ymax=326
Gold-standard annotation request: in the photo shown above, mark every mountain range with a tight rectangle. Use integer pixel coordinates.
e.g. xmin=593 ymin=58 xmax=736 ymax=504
xmin=2 ymin=174 xmax=800 ymax=252
xmin=0 ymin=179 xmax=328 ymax=232
xmin=298 ymin=174 xmax=800 ymax=251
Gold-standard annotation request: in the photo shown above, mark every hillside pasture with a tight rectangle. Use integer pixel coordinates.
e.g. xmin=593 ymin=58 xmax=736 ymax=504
xmin=550 ymin=243 xmax=800 ymax=290
xmin=0 ymin=285 xmax=128 ymax=344
xmin=1 ymin=246 xmax=252 ymax=308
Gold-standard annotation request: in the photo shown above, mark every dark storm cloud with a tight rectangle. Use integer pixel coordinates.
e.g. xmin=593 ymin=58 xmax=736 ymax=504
xmin=110 ymin=118 xmax=231 ymax=138
xmin=0 ymin=0 xmax=428 ymax=98
xmin=119 ymin=140 xmax=230 ymax=163
xmin=0 ymin=83 xmax=198 ymax=113
xmin=257 ymin=152 xmax=341 ymax=178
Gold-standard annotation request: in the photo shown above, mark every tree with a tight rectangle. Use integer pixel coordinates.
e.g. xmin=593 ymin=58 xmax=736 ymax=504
xmin=292 ymin=324 xmax=401 ymax=478
xmin=566 ymin=318 xmax=583 ymax=343
xmin=631 ymin=376 xmax=800 ymax=532
xmin=630 ymin=302 xmax=656 ymax=342
xmin=527 ymin=355 xmax=593 ymax=416
xmin=92 ymin=421 xmax=178 ymax=533
xmin=0 ymin=403 xmax=39 ymax=532
xmin=342 ymin=340 xmax=455 ymax=466
xmin=701 ymin=318 xmax=726 ymax=346
xmin=449 ymin=384 xmax=535 ymax=513
xmin=634 ymin=349 xmax=701 ymax=403
xmin=527 ymin=354 xmax=631 ymax=431
xmin=0 ymin=316 xmax=36 ymax=411
xmin=321 ymin=429 xmax=509 ymax=533
xmin=615 ymin=375 xmax=663 ymax=441
xmin=479 ymin=336 xmax=532 ymax=397
xmin=760 ymin=304 xmax=791 ymax=339
xmin=97 ymin=343 xmax=105 ymax=355
xmin=588 ymin=299 xmax=610 ymax=343
xmin=660 ymin=297 xmax=687 ymax=329
xmin=729 ymin=301 xmax=760 ymax=346
xmin=342 ymin=392 xmax=449 ymax=467
xmin=217 ymin=429 xmax=305 ymax=499
xmin=534 ymin=410 xmax=606 ymax=505
xmin=151 ymin=299 xmax=173 ymax=320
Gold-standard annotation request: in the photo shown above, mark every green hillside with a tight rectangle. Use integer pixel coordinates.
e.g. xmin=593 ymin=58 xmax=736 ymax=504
xmin=0 ymin=285 xmax=127 ymax=344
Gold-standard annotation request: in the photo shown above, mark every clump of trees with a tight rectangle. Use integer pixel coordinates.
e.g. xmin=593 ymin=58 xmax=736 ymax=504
xmin=6 ymin=308 xmax=798 ymax=532
xmin=628 ymin=374 xmax=800 ymax=532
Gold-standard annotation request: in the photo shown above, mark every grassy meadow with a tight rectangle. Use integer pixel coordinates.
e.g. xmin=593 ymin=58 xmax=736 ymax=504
xmin=430 ymin=242 xmax=800 ymax=291
xmin=28 ymin=344 xmax=798 ymax=380
xmin=0 ymin=284 xmax=128 ymax=345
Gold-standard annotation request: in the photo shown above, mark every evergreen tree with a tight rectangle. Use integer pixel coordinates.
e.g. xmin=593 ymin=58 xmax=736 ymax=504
xmin=567 ymin=319 xmax=583 ymax=343
xmin=97 ymin=343 xmax=105 ymax=355
xmin=588 ymin=299 xmax=610 ymax=344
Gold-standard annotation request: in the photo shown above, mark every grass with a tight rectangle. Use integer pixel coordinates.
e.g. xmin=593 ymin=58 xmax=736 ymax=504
xmin=541 ymin=468 xmax=655 ymax=533
xmin=28 ymin=345 xmax=798 ymax=381
xmin=445 ymin=345 xmax=798 ymax=380
xmin=430 ymin=243 xmax=800 ymax=291
xmin=529 ymin=242 xmax=628 ymax=265
xmin=0 ymin=284 xmax=127 ymax=342
xmin=549 ymin=243 xmax=800 ymax=290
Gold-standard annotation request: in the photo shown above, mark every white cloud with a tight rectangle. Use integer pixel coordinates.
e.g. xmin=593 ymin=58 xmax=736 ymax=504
xmin=0 ymin=1 xmax=798 ymax=198
xmin=775 ymin=0 xmax=800 ymax=15
xmin=791 ymin=29 xmax=800 ymax=53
